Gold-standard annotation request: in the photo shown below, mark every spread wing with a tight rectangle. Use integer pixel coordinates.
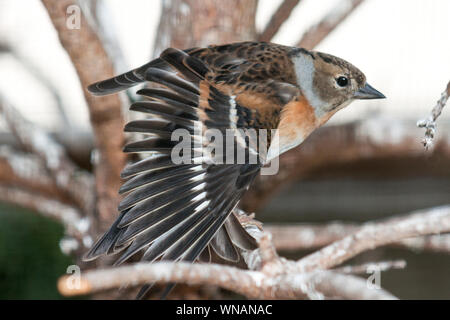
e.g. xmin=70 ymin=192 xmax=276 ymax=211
xmin=84 ymin=48 xmax=264 ymax=283
xmin=85 ymin=42 xmax=303 ymax=298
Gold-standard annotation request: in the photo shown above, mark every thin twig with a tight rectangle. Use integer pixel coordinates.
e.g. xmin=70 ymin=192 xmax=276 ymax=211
xmin=297 ymin=0 xmax=364 ymax=49
xmin=258 ymin=0 xmax=301 ymax=42
xmin=334 ymin=260 xmax=407 ymax=275
xmin=417 ymin=80 xmax=450 ymax=150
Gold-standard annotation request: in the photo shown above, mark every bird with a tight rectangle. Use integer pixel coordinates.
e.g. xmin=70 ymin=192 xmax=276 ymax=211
xmin=84 ymin=41 xmax=385 ymax=298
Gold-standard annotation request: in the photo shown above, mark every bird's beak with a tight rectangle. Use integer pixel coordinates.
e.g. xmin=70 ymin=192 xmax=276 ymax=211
xmin=354 ymin=83 xmax=386 ymax=100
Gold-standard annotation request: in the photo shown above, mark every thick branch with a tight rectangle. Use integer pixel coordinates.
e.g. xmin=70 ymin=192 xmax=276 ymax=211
xmin=153 ymin=0 xmax=258 ymax=57
xmin=297 ymin=0 xmax=364 ymax=49
xmin=296 ymin=205 xmax=450 ymax=272
xmin=57 ymin=203 xmax=450 ymax=299
xmin=0 ymin=146 xmax=62 ymax=200
xmin=417 ymin=80 xmax=450 ymax=149
xmin=257 ymin=0 xmax=301 ymax=42
xmin=41 ymin=0 xmax=126 ymax=227
xmin=57 ymin=261 xmax=395 ymax=300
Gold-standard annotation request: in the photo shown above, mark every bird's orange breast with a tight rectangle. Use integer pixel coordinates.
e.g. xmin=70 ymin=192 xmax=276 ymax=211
xmin=266 ymin=97 xmax=318 ymax=159
xmin=278 ymin=97 xmax=317 ymax=140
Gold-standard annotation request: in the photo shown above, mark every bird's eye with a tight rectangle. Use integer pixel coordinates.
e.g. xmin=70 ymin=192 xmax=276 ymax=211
xmin=336 ymin=76 xmax=349 ymax=87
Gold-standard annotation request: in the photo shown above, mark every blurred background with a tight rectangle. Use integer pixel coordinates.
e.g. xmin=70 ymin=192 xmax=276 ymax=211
xmin=0 ymin=0 xmax=449 ymax=299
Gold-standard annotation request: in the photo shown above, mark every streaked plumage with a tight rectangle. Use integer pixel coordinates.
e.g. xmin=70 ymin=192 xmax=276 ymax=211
xmin=85 ymin=41 xmax=385 ymax=299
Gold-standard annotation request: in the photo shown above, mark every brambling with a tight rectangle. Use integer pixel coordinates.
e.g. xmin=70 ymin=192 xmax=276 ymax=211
xmin=85 ymin=41 xmax=385 ymax=298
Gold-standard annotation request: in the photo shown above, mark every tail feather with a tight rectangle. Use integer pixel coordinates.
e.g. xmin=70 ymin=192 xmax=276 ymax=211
xmin=210 ymin=225 xmax=239 ymax=262
xmin=224 ymin=211 xmax=258 ymax=251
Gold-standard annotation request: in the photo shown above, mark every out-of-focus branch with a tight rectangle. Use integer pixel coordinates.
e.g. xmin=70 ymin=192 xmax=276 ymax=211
xmin=296 ymin=205 xmax=450 ymax=272
xmin=297 ymin=0 xmax=364 ymax=49
xmin=0 ymin=185 xmax=89 ymax=244
xmin=417 ymin=80 xmax=450 ymax=149
xmin=257 ymin=0 xmax=301 ymax=42
xmin=266 ymin=222 xmax=359 ymax=250
xmin=399 ymin=234 xmax=450 ymax=253
xmin=266 ymin=223 xmax=450 ymax=253
xmin=334 ymin=260 xmax=407 ymax=274
xmin=0 ymin=94 xmax=94 ymax=215
xmin=153 ymin=0 xmax=258 ymax=57
xmin=41 ymin=0 xmax=126 ymax=228
xmin=0 ymin=43 xmax=71 ymax=127
xmin=241 ymin=117 xmax=450 ymax=212
xmin=0 ymin=146 xmax=68 ymax=202
xmin=78 ymin=0 xmax=129 ymax=74
xmin=0 ymin=130 xmax=94 ymax=169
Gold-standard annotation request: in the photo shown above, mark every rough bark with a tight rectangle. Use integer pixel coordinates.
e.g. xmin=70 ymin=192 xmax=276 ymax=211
xmin=153 ymin=0 xmax=258 ymax=57
xmin=57 ymin=261 xmax=396 ymax=300
xmin=41 ymin=0 xmax=126 ymax=230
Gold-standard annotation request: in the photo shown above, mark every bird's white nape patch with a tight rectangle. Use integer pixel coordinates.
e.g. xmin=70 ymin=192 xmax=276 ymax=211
xmin=292 ymin=53 xmax=328 ymax=118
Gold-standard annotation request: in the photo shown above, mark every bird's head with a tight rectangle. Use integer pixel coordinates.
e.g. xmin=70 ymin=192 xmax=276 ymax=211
xmin=290 ymin=48 xmax=385 ymax=120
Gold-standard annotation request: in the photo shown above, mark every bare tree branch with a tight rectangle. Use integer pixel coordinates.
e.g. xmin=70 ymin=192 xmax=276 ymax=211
xmin=266 ymin=222 xmax=359 ymax=250
xmin=417 ymin=80 xmax=450 ymax=150
xmin=78 ymin=0 xmax=129 ymax=74
xmin=59 ymin=204 xmax=450 ymax=299
xmin=57 ymin=260 xmax=396 ymax=300
xmin=266 ymin=223 xmax=450 ymax=253
xmin=399 ymin=234 xmax=450 ymax=253
xmin=257 ymin=0 xmax=301 ymax=42
xmin=41 ymin=0 xmax=126 ymax=228
xmin=0 ymin=146 xmax=68 ymax=201
xmin=153 ymin=0 xmax=258 ymax=57
xmin=296 ymin=205 xmax=450 ymax=272
xmin=0 ymin=185 xmax=89 ymax=244
xmin=297 ymin=0 xmax=364 ymax=49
